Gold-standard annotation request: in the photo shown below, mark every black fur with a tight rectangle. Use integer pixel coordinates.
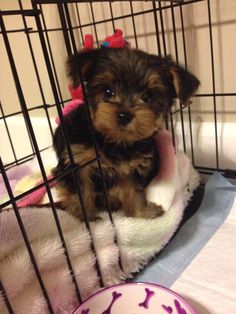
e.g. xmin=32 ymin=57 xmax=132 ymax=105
xmin=68 ymin=48 xmax=200 ymax=106
xmin=53 ymin=47 xmax=199 ymax=219
xmin=53 ymin=104 xmax=159 ymax=193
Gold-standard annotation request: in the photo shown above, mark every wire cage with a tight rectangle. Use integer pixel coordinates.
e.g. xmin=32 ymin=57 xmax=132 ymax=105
xmin=0 ymin=0 xmax=235 ymax=313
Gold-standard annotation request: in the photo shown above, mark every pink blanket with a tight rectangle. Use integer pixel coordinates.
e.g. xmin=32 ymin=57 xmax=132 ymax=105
xmin=0 ymin=130 xmax=200 ymax=313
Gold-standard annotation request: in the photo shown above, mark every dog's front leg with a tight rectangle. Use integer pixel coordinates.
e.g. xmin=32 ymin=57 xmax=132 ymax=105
xmin=114 ymin=181 xmax=164 ymax=219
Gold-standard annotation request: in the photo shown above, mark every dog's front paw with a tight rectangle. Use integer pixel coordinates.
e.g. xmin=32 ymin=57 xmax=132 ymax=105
xmin=139 ymin=202 xmax=164 ymax=219
xmin=146 ymin=202 xmax=164 ymax=218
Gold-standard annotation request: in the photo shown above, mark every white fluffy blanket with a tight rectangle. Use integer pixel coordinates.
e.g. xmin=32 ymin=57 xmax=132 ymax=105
xmin=0 ymin=130 xmax=200 ymax=314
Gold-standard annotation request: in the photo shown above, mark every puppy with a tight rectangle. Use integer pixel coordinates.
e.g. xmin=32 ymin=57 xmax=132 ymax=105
xmin=53 ymin=48 xmax=199 ymax=221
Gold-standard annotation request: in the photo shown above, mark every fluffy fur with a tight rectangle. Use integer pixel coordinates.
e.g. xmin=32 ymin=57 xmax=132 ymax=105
xmin=0 ymin=133 xmax=200 ymax=313
xmin=53 ymin=48 xmax=199 ymax=220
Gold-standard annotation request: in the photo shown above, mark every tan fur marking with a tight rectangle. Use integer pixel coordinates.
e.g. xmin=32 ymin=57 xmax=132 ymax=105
xmin=93 ymin=71 xmax=115 ymax=84
xmin=93 ymin=102 xmax=164 ymax=144
xmin=133 ymin=107 xmax=159 ymax=138
xmin=57 ymin=166 xmax=97 ymax=220
xmin=114 ymin=156 xmax=152 ymax=177
xmin=170 ymin=68 xmax=180 ymax=97
xmin=63 ymin=144 xmax=96 ymax=165
xmin=109 ymin=180 xmax=163 ymax=218
xmin=144 ymin=71 xmax=165 ymax=90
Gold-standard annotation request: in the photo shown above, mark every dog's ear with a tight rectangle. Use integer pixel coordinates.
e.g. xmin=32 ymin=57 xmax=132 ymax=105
xmin=167 ymin=58 xmax=200 ymax=104
xmin=67 ymin=49 xmax=101 ymax=88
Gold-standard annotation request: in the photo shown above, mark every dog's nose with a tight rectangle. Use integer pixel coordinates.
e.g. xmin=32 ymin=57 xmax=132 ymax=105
xmin=117 ymin=111 xmax=134 ymax=125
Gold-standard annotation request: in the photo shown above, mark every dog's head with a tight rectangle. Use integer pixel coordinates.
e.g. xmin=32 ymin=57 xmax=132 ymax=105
xmin=68 ymin=48 xmax=199 ymax=144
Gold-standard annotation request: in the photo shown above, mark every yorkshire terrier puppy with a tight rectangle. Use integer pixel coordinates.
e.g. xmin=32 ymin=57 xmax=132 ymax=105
xmin=53 ymin=47 xmax=199 ymax=221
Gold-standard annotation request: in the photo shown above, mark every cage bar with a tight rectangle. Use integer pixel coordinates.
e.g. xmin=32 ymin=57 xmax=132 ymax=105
xmin=179 ymin=3 xmax=195 ymax=164
xmin=33 ymin=0 xmax=187 ymax=3
xmin=0 ymin=10 xmax=83 ymax=303
xmin=0 ymin=1 xmax=236 ymax=313
xmin=18 ymin=0 xmax=55 ymax=137
xmin=207 ymin=0 xmax=219 ymax=170
xmin=0 ymin=281 xmax=14 ymax=314
xmin=0 ymin=158 xmax=54 ymax=314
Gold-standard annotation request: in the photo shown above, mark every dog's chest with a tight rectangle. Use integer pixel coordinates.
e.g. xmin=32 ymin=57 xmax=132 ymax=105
xmin=68 ymin=143 xmax=155 ymax=177
xmin=102 ymin=151 xmax=154 ymax=177
xmin=92 ymin=148 xmax=155 ymax=192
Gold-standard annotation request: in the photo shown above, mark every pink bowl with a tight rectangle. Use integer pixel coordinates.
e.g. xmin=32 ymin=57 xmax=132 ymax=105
xmin=73 ymin=282 xmax=195 ymax=314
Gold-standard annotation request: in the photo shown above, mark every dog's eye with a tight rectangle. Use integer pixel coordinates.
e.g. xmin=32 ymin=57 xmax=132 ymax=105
xmin=103 ymin=86 xmax=115 ymax=99
xmin=141 ymin=90 xmax=153 ymax=103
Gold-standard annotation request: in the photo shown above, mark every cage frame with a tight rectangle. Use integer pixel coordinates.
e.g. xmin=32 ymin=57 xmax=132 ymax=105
xmin=0 ymin=0 xmax=236 ymax=312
